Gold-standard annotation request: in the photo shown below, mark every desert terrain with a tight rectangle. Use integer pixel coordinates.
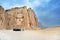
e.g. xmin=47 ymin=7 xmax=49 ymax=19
xmin=0 ymin=27 xmax=60 ymax=40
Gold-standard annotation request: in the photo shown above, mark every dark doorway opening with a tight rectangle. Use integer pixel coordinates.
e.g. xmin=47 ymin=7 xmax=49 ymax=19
xmin=13 ymin=29 xmax=21 ymax=31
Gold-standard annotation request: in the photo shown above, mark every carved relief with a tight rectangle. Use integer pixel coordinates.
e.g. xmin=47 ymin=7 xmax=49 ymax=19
xmin=0 ymin=6 xmax=38 ymax=30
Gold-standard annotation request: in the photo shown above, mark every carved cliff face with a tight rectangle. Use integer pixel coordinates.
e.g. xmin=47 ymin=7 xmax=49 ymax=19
xmin=0 ymin=6 xmax=6 ymax=29
xmin=0 ymin=6 xmax=38 ymax=30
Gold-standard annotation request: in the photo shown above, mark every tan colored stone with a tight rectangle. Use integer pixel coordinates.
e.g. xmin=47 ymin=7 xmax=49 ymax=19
xmin=27 ymin=8 xmax=38 ymax=29
xmin=0 ymin=6 xmax=38 ymax=30
xmin=0 ymin=6 xmax=6 ymax=29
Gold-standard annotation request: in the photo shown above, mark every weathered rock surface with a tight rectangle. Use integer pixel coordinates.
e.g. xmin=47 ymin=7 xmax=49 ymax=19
xmin=0 ymin=6 xmax=38 ymax=30
xmin=0 ymin=6 xmax=6 ymax=29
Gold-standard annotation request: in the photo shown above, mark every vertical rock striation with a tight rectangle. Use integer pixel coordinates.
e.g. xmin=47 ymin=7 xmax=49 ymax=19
xmin=0 ymin=6 xmax=38 ymax=30
xmin=0 ymin=6 xmax=6 ymax=29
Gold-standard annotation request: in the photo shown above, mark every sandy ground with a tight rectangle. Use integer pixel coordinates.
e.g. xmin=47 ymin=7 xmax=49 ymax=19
xmin=0 ymin=28 xmax=60 ymax=40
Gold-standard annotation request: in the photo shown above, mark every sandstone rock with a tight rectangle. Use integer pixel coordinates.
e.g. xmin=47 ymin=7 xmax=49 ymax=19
xmin=0 ymin=6 xmax=6 ymax=29
xmin=27 ymin=8 xmax=38 ymax=29
xmin=0 ymin=6 xmax=38 ymax=30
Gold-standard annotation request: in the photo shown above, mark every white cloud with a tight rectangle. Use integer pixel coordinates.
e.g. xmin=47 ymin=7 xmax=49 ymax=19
xmin=24 ymin=0 xmax=40 ymax=8
xmin=24 ymin=0 xmax=51 ymax=8
xmin=6 ymin=0 xmax=50 ymax=9
xmin=0 ymin=0 xmax=51 ymax=9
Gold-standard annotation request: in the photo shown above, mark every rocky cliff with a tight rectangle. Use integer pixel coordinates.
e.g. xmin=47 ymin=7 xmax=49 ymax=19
xmin=0 ymin=6 xmax=6 ymax=29
xmin=0 ymin=6 xmax=38 ymax=30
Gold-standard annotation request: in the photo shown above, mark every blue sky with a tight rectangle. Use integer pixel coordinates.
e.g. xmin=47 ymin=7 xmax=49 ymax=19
xmin=0 ymin=0 xmax=60 ymax=28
